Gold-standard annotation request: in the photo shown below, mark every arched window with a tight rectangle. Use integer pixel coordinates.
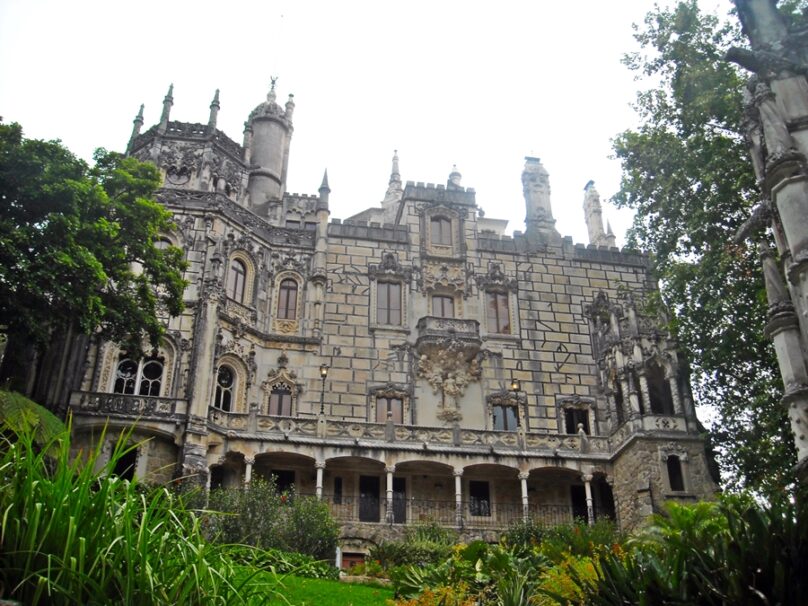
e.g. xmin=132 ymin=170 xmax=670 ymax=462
xmin=430 ymin=217 xmax=452 ymax=246
xmin=214 ymin=366 xmax=234 ymax=411
xmin=154 ymin=238 xmax=173 ymax=250
xmin=114 ymin=357 xmax=164 ymax=396
xmin=226 ymin=259 xmax=247 ymax=303
xmin=277 ymin=279 xmax=298 ymax=320
xmin=269 ymin=385 xmax=293 ymax=416
xmin=666 ymin=455 xmax=685 ymax=491
xmin=647 ymin=361 xmax=675 ymax=415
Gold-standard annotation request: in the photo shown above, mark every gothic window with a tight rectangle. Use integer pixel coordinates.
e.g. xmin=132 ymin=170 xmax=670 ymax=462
xmin=613 ymin=379 xmax=625 ymax=424
xmin=377 ymin=282 xmax=402 ymax=325
xmin=564 ymin=407 xmax=590 ymax=435
xmin=468 ymin=480 xmax=491 ymax=517
xmin=213 ymin=365 xmax=234 ymax=411
xmin=430 ymin=217 xmax=452 ymax=246
xmin=269 ymin=385 xmax=293 ymax=416
xmin=492 ymin=404 xmax=518 ymax=431
xmin=432 ymin=295 xmax=455 ymax=318
xmin=486 ymin=291 xmax=510 ymax=334
xmin=226 ymin=259 xmax=247 ymax=303
xmin=277 ymin=279 xmax=298 ymax=320
xmin=154 ymin=238 xmax=173 ymax=250
xmin=376 ymin=396 xmax=403 ymax=423
xmin=647 ymin=361 xmax=675 ymax=415
xmin=113 ymin=357 xmax=164 ymax=397
xmin=285 ymin=220 xmax=300 ymax=229
xmin=666 ymin=455 xmax=685 ymax=491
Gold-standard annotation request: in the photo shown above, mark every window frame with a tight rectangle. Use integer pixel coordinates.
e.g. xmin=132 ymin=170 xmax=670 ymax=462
xmin=269 ymin=385 xmax=293 ymax=416
xmin=113 ymin=356 xmax=164 ymax=397
xmin=213 ymin=365 xmax=235 ymax=412
xmin=431 ymin=294 xmax=455 ymax=318
xmin=376 ymin=396 xmax=404 ymax=423
xmin=486 ymin=291 xmax=511 ymax=334
xmin=430 ymin=216 xmax=453 ymax=246
xmin=492 ymin=404 xmax=519 ymax=431
xmin=277 ymin=278 xmax=299 ymax=320
xmin=226 ymin=259 xmax=248 ymax=303
xmin=376 ymin=281 xmax=403 ymax=326
xmin=564 ymin=407 xmax=591 ymax=435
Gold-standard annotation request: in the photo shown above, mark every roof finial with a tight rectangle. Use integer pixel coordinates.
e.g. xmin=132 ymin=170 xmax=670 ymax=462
xmin=268 ymin=76 xmax=278 ymax=103
xmin=318 ymin=169 xmax=331 ymax=210
xmin=158 ymin=83 xmax=174 ymax=134
xmin=207 ymin=89 xmax=220 ymax=133
xmin=448 ymin=164 xmax=462 ymax=189
xmin=127 ymin=104 xmax=145 ymax=154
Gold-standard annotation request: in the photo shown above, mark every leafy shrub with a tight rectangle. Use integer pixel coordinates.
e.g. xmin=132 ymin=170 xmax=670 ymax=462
xmin=206 ymin=478 xmax=339 ymax=561
xmin=572 ymin=496 xmax=808 ymax=605
xmin=0 ymin=422 xmax=274 ymax=604
xmin=369 ymin=522 xmax=457 ymax=570
xmin=538 ymin=519 xmax=622 ymax=564
xmin=222 ymin=544 xmax=339 ymax=580
xmin=501 ymin=519 xmax=546 ymax=555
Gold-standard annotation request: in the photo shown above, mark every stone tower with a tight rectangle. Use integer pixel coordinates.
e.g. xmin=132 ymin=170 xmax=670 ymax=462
xmin=244 ymin=79 xmax=295 ymax=212
xmin=583 ymin=181 xmax=616 ymax=248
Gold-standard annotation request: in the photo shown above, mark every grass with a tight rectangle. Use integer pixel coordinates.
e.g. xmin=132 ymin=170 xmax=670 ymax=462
xmin=261 ymin=574 xmax=395 ymax=605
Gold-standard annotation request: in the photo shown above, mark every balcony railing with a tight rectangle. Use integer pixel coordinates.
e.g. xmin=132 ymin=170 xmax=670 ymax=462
xmin=301 ymin=494 xmax=606 ymax=529
xmin=70 ymin=391 xmax=187 ymax=420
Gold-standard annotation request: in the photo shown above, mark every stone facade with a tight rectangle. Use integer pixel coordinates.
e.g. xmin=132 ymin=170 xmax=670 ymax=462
xmin=68 ymin=83 xmax=718 ymax=552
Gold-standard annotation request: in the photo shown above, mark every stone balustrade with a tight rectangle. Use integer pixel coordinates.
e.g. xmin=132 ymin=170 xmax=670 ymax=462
xmin=70 ymin=391 xmax=187 ymax=420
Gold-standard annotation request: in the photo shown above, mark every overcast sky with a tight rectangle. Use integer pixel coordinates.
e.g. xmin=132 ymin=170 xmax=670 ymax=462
xmin=0 ymin=0 xmax=733 ymax=246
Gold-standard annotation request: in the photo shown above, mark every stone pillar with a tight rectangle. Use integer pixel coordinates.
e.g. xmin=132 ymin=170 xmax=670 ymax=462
xmin=518 ymin=471 xmax=530 ymax=522
xmin=385 ymin=465 xmax=395 ymax=525
xmin=625 ymin=372 xmax=642 ymax=419
xmin=315 ymin=461 xmax=326 ymax=500
xmin=669 ymin=374 xmax=684 ymax=415
xmin=453 ymin=469 xmax=464 ymax=528
xmin=244 ymin=457 xmax=254 ymax=487
xmin=582 ymin=473 xmax=595 ymax=526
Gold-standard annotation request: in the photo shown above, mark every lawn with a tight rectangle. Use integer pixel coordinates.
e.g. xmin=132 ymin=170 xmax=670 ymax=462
xmin=261 ymin=574 xmax=394 ymax=605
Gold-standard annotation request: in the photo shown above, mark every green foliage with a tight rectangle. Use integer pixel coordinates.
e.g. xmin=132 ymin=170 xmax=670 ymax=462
xmin=571 ymin=496 xmax=808 ymax=605
xmin=537 ymin=519 xmax=622 ymax=564
xmin=369 ymin=522 xmax=458 ymax=570
xmin=614 ymin=0 xmax=799 ymax=495
xmin=0 ymin=422 xmax=276 ymax=604
xmin=222 ymin=544 xmax=339 ymax=580
xmin=0 ymin=390 xmax=66 ymax=447
xmin=206 ymin=478 xmax=339 ymax=561
xmin=0 ymin=122 xmax=187 ymax=381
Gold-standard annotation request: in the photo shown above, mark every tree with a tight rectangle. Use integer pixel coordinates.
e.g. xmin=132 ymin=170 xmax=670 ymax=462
xmin=612 ymin=1 xmax=803 ymax=496
xmin=0 ymin=122 xmax=187 ymax=398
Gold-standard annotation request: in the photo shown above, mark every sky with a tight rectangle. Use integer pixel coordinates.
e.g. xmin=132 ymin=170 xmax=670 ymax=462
xmin=0 ymin=0 xmax=732 ymax=247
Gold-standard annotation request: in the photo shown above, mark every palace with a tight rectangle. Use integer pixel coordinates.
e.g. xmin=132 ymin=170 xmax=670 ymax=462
xmin=67 ymin=83 xmax=717 ymax=557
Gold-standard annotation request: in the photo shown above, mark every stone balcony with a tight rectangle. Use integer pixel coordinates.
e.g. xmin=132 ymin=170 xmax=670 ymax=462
xmin=69 ymin=391 xmax=188 ymax=422
xmin=205 ymin=408 xmax=611 ymax=458
xmin=415 ymin=316 xmax=481 ymax=355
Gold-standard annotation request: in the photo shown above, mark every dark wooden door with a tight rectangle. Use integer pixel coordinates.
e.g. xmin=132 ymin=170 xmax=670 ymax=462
xmin=359 ymin=475 xmax=380 ymax=522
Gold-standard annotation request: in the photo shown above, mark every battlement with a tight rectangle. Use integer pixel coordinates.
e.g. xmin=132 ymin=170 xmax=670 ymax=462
xmin=128 ymin=121 xmax=245 ymax=161
xmin=403 ymin=181 xmax=476 ymax=206
xmin=328 ymin=218 xmax=409 ymax=243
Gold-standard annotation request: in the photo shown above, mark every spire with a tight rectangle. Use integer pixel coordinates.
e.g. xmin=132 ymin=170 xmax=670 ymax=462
xmin=448 ymin=164 xmax=462 ymax=189
xmin=285 ymin=93 xmax=295 ymax=121
xmin=207 ymin=89 xmax=220 ymax=133
xmin=127 ymin=104 xmax=145 ymax=154
xmin=158 ymin=83 xmax=174 ymax=134
xmin=522 ymin=157 xmax=557 ymax=239
xmin=605 ymin=220 xmax=617 ymax=248
xmin=583 ymin=180 xmax=609 ymax=246
xmin=318 ymin=169 xmax=330 ymax=210
xmin=268 ymin=77 xmax=278 ymax=104
xmin=383 ymin=150 xmax=403 ymax=207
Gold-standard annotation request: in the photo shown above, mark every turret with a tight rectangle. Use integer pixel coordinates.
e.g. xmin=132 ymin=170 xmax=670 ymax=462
xmin=245 ymin=79 xmax=295 ymax=210
xmin=583 ymin=181 xmax=616 ymax=247
xmin=522 ymin=157 xmax=558 ymax=240
xmin=318 ymin=169 xmax=331 ymax=210
xmin=382 ymin=150 xmax=403 ymax=210
xmin=126 ymin=104 xmax=144 ymax=155
xmin=207 ymin=89 xmax=220 ymax=134
xmin=157 ymin=84 xmax=173 ymax=135
xmin=448 ymin=164 xmax=462 ymax=189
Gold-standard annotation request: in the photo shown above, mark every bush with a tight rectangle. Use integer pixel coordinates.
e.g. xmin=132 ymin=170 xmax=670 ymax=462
xmin=0 ymin=422 xmax=274 ymax=604
xmin=206 ymin=478 xmax=339 ymax=561
xmin=538 ymin=519 xmax=622 ymax=564
xmin=369 ymin=522 xmax=457 ymax=570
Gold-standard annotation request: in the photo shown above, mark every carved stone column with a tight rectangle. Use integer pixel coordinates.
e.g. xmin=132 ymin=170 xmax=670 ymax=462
xmin=315 ymin=461 xmax=326 ymax=500
xmin=518 ymin=471 xmax=530 ymax=522
xmin=385 ymin=465 xmax=396 ymax=525
xmin=244 ymin=457 xmax=254 ymax=487
xmin=453 ymin=468 xmax=464 ymax=528
xmin=582 ymin=473 xmax=595 ymax=526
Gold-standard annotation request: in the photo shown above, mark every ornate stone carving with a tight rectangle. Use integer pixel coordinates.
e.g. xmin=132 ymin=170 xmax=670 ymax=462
xmin=369 ymin=252 xmax=412 ymax=282
xmin=419 ymin=261 xmax=469 ymax=295
xmin=417 ymin=343 xmax=482 ymax=420
xmin=475 ymin=262 xmax=517 ymax=291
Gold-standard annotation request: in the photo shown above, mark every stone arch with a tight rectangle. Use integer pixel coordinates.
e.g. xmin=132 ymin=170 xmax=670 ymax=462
xmin=100 ymin=337 xmax=178 ymax=398
xmin=227 ymin=249 xmax=257 ymax=305
xmin=271 ymin=270 xmax=304 ymax=334
xmin=213 ymin=353 xmax=249 ymax=412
